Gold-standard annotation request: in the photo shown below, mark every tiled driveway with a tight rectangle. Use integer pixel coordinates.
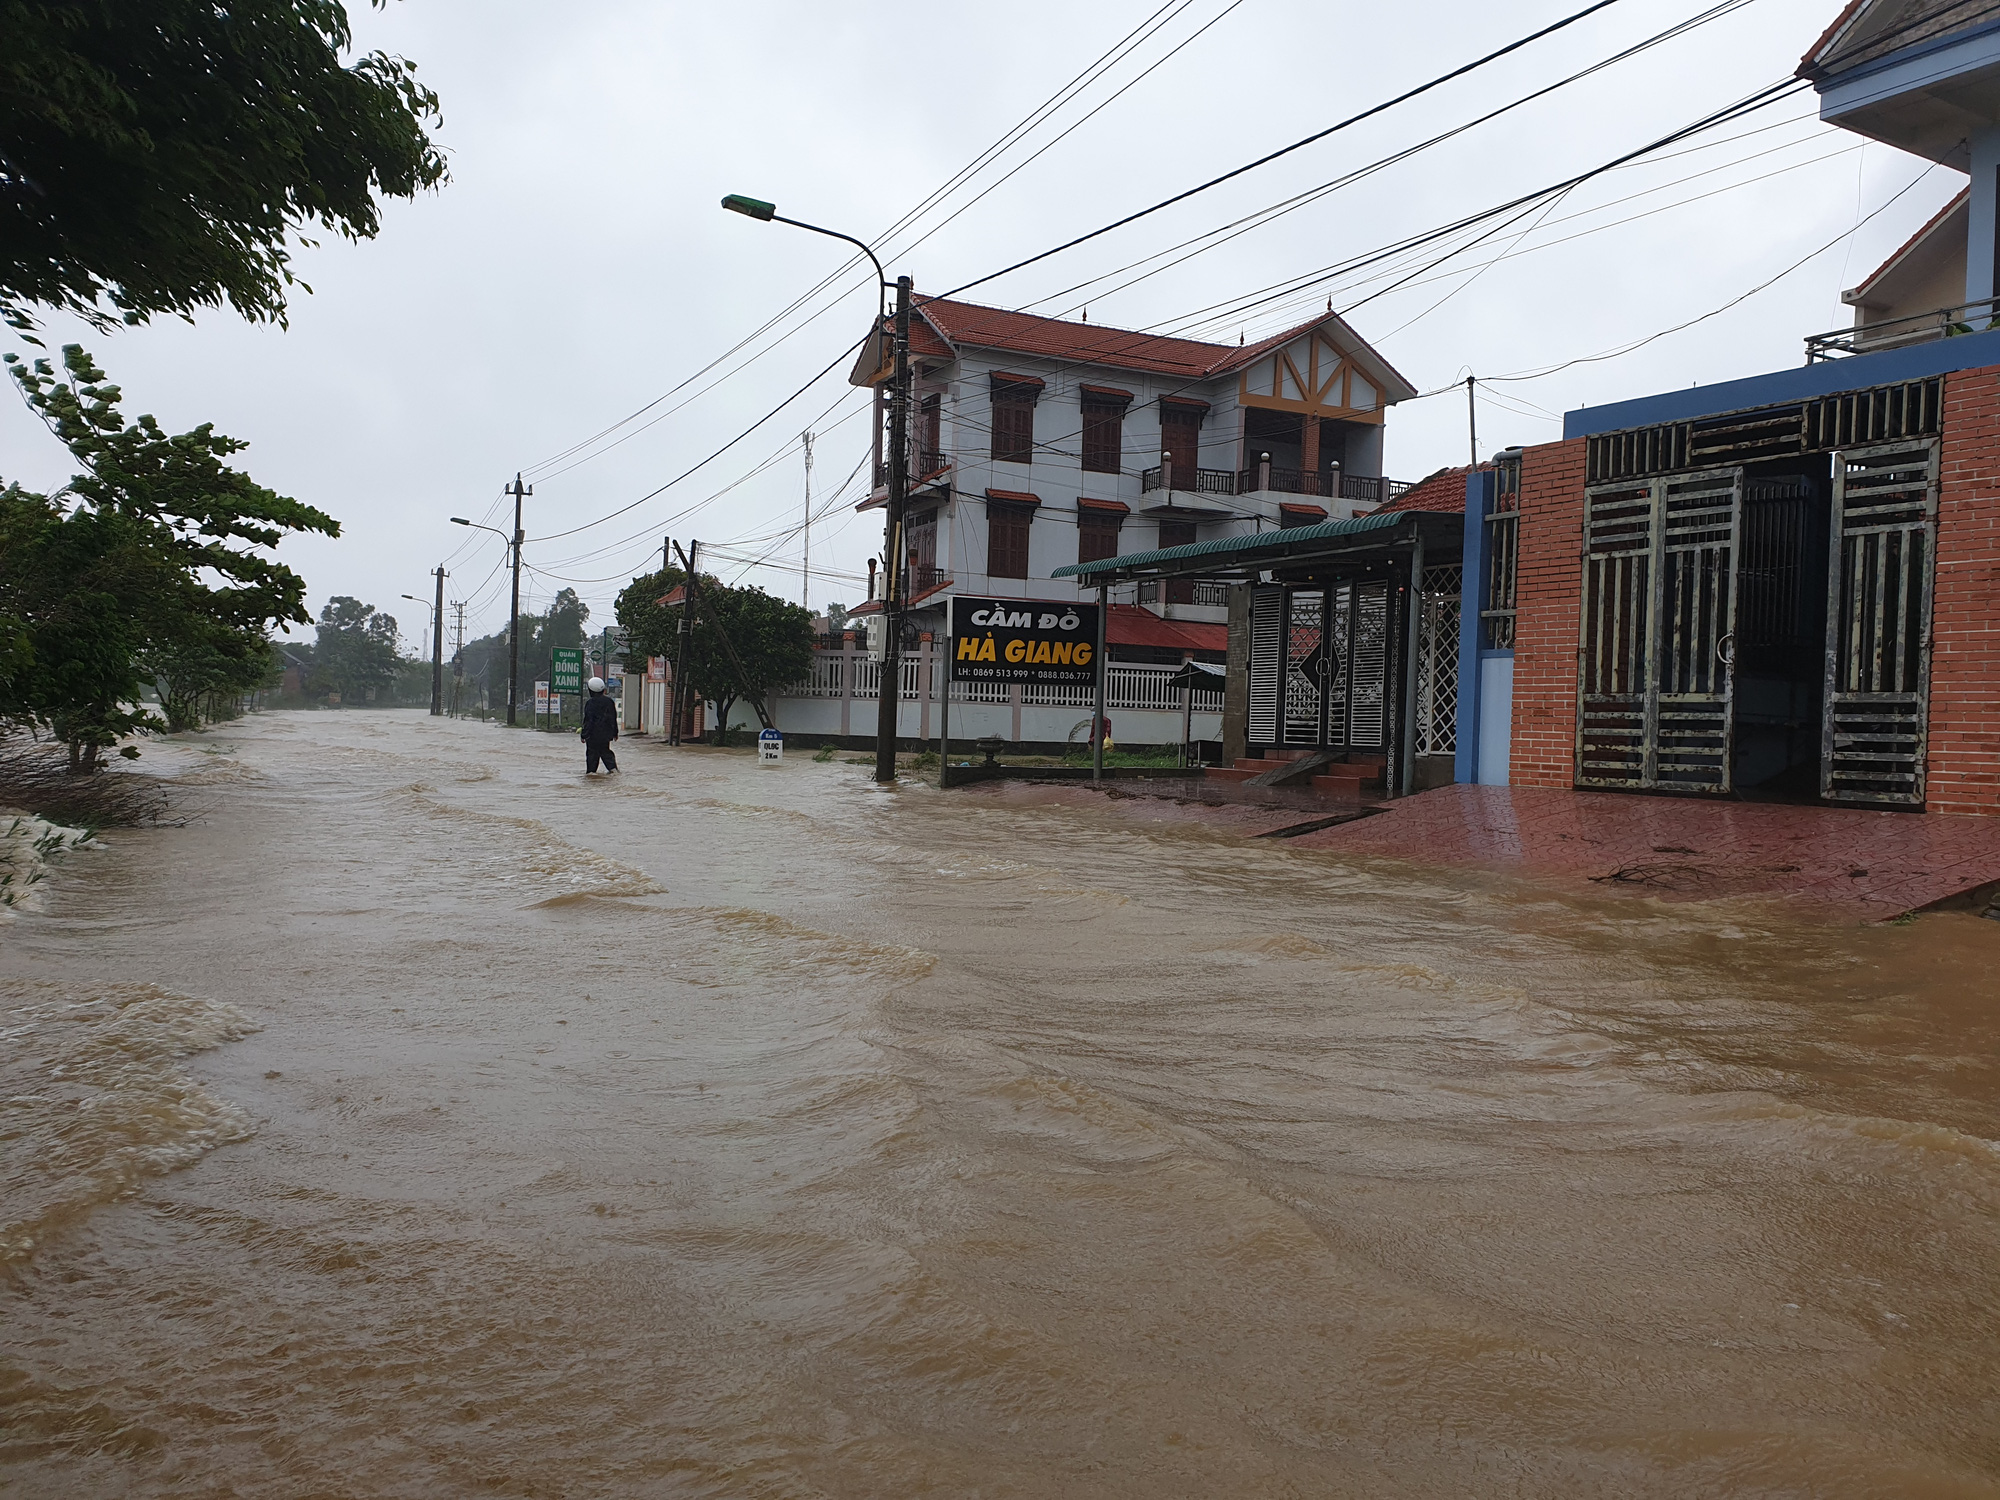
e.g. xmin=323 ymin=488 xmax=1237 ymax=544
xmin=1286 ymin=784 xmax=2000 ymax=922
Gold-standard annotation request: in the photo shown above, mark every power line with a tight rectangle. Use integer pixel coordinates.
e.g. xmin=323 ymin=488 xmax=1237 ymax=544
xmin=939 ymin=0 xmax=1631 ymax=301
xmin=513 ymin=2 xmax=1221 ymax=487
xmin=1015 ymin=0 xmax=1757 ymax=321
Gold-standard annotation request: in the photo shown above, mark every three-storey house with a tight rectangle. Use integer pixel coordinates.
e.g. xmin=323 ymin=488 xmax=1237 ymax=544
xmin=847 ymin=297 xmax=1417 ymax=658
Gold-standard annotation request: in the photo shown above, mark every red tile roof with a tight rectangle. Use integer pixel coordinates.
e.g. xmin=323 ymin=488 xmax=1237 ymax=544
xmin=852 ymin=294 xmax=1415 ymax=400
xmin=1378 ymin=464 xmax=1486 ymax=515
xmin=1106 ymin=604 xmax=1227 ymax=654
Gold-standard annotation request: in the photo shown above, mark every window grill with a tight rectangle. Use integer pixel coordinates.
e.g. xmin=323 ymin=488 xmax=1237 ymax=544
xmin=1417 ymin=566 xmax=1462 ymax=757
xmin=1483 ymin=452 xmax=1519 ymax=649
xmin=1585 ymin=378 xmax=1942 ymax=484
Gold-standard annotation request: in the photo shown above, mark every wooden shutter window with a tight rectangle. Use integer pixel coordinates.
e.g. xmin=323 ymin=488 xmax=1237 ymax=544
xmin=1078 ymin=513 xmax=1121 ymax=564
xmin=987 ymin=501 xmax=1034 ymax=579
xmin=1157 ymin=519 xmax=1197 ymax=603
xmin=1080 ymin=393 xmax=1128 ymax=475
xmin=1158 ymin=403 xmax=1203 ymax=480
xmin=919 ymin=394 xmax=942 ymax=474
xmin=990 ymin=375 xmax=1041 ymax=465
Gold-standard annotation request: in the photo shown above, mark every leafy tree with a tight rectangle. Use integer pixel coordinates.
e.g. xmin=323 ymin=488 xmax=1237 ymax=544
xmin=617 ymin=570 xmax=811 ymax=740
xmin=141 ymin=601 xmax=273 ymax=730
xmin=613 ymin=567 xmax=686 ymax=664
xmin=1 ymin=0 xmax=446 ymax=330
xmin=310 ymin=594 xmax=399 ymax=700
xmin=9 ymin=346 xmax=340 ymax=629
xmin=0 ymin=480 xmax=162 ymax=767
xmin=1 ymin=345 xmax=337 ymax=764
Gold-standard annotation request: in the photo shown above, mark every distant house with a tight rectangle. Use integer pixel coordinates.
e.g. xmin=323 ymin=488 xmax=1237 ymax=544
xmin=846 ymin=296 xmax=1417 ymax=665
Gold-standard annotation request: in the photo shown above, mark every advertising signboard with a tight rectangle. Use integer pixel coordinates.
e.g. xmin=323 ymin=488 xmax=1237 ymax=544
xmin=948 ymin=596 xmax=1100 ymax=686
xmin=551 ymin=647 xmax=584 ymax=693
xmin=534 ymin=681 xmax=551 ymax=716
xmin=647 ymin=656 xmax=669 ymax=683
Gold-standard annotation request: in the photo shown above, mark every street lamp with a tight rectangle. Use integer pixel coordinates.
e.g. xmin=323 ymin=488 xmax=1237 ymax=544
xmin=402 ymin=574 xmax=447 ymax=716
xmin=451 ymin=505 xmax=527 ymax=726
xmin=724 ymin=193 xmax=908 ymax=785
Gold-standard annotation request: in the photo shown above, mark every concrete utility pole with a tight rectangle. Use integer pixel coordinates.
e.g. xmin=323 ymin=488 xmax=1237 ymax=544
xmin=875 ymin=276 xmax=913 ymax=785
xmin=1466 ymin=375 xmax=1479 ymax=471
xmin=801 ymin=429 xmax=814 ymax=613
xmin=505 ymin=473 xmax=530 ymax=726
xmin=431 ymin=565 xmax=447 ymax=715
xmin=671 ymin=540 xmax=699 ymax=746
xmin=450 ymin=600 xmax=466 ymax=717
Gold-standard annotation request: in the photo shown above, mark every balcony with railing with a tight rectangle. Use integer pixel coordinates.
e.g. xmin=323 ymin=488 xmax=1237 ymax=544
xmin=870 ymin=450 xmax=952 ymax=492
xmin=1139 ymin=458 xmax=1412 ymax=507
xmin=1805 ymin=297 xmax=2000 ymax=362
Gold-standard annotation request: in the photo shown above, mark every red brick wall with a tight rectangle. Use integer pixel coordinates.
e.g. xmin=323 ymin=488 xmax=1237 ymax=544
xmin=1932 ymin=367 xmax=2000 ymax=817
xmin=1507 ymin=381 xmax=2000 ymax=814
xmin=1509 ymin=437 xmax=1586 ymax=787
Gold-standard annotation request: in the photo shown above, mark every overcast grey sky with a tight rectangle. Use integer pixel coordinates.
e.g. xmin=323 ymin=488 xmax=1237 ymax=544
xmin=0 ymin=0 xmax=1958 ymax=652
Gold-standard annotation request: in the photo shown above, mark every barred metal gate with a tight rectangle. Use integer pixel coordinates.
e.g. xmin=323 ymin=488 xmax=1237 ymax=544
xmin=1822 ymin=441 xmax=1939 ymax=804
xmin=1248 ymin=582 xmax=1388 ymax=751
xmin=1578 ymin=467 xmax=1743 ymax=792
xmin=1283 ymin=590 xmax=1325 ymax=746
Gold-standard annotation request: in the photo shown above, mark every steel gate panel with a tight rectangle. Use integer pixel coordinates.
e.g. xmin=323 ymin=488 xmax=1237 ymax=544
xmin=1578 ymin=481 xmax=1659 ymax=787
xmin=1655 ymin=470 xmax=1742 ymax=792
xmin=1324 ymin=584 xmax=1352 ymax=750
xmin=1247 ymin=586 xmax=1284 ymax=744
xmin=1348 ymin=582 xmax=1390 ymax=750
xmin=1577 ymin=470 xmax=1743 ymax=790
xmin=1283 ymin=591 xmax=1326 ymax=746
xmin=1821 ymin=440 xmax=1938 ymax=804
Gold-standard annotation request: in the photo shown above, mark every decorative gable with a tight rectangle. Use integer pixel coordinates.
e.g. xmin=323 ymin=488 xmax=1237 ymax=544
xmin=1237 ymin=329 xmax=1386 ymax=424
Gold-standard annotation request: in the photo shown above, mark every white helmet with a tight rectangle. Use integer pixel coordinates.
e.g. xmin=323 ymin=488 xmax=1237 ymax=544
xmin=586 ymin=676 xmax=606 ymax=693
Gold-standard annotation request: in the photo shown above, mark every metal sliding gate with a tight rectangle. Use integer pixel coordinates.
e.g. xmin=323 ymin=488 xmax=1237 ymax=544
xmin=1578 ymin=467 xmax=1743 ymax=792
xmin=1822 ymin=441 xmax=1939 ymax=804
xmin=1580 ymin=441 xmax=1939 ymax=804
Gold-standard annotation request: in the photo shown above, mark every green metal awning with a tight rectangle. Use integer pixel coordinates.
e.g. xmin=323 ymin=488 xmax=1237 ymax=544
xmin=1053 ymin=510 xmax=1454 ymax=584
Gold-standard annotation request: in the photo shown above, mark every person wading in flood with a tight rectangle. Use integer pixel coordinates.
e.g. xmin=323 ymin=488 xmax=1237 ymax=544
xmin=580 ymin=676 xmax=618 ymax=774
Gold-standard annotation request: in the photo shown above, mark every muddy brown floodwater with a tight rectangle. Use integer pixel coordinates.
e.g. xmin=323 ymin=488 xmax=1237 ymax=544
xmin=3 ymin=711 xmax=1998 ymax=1498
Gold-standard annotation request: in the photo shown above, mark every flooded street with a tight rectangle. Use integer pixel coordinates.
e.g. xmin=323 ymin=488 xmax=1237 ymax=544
xmin=4 ymin=709 xmax=1998 ymax=1498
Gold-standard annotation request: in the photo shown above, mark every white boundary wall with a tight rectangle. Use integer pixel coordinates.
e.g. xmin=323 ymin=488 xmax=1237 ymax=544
xmin=729 ymin=645 xmax=1223 ymax=747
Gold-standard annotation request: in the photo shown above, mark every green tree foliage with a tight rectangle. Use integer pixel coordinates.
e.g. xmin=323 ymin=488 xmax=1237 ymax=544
xmin=141 ymin=601 xmax=275 ymax=731
xmin=0 ymin=0 xmax=446 ymax=329
xmin=612 ymin=568 xmax=685 ymax=664
xmin=310 ymin=594 xmax=400 ymax=700
xmin=617 ymin=571 xmax=812 ymax=739
xmin=0 ymin=481 xmax=163 ymax=767
xmin=0 ymin=345 xmax=337 ymax=765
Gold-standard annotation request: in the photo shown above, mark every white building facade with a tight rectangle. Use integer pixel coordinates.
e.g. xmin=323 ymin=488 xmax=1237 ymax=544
xmin=847 ymin=297 xmax=1419 ymax=650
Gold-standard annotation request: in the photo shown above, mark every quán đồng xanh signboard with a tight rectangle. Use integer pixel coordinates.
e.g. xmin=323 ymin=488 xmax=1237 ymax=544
xmin=949 ymin=596 xmax=1100 ymax=686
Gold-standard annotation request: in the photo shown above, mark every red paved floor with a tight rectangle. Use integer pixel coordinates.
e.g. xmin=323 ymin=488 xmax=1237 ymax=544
xmin=1286 ymin=784 xmax=2000 ymax=922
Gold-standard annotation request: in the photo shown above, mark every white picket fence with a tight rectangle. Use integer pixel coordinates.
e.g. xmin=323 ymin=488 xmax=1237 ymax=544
xmin=760 ymin=645 xmax=1223 ymax=748
xmin=787 ymin=649 xmax=1221 ymax=711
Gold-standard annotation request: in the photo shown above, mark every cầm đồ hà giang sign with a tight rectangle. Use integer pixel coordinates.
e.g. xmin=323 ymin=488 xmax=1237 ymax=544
xmin=949 ymin=596 xmax=1100 ymax=687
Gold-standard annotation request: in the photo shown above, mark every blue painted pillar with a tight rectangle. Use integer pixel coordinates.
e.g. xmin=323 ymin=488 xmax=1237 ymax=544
xmin=1967 ymin=126 xmax=2000 ymax=305
xmin=1453 ymin=469 xmax=1494 ymax=784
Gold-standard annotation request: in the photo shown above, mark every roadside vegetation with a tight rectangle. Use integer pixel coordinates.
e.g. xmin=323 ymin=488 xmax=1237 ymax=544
xmin=0 ymin=1 xmax=446 ymax=824
xmin=616 ymin=567 xmax=814 ymax=742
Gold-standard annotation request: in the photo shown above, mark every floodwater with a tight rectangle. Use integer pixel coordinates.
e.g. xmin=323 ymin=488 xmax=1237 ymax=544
xmin=3 ymin=711 xmax=1997 ymax=1499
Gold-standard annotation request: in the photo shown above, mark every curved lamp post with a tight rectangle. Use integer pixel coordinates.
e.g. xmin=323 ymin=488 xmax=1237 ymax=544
xmin=722 ymin=194 xmax=909 ymax=785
